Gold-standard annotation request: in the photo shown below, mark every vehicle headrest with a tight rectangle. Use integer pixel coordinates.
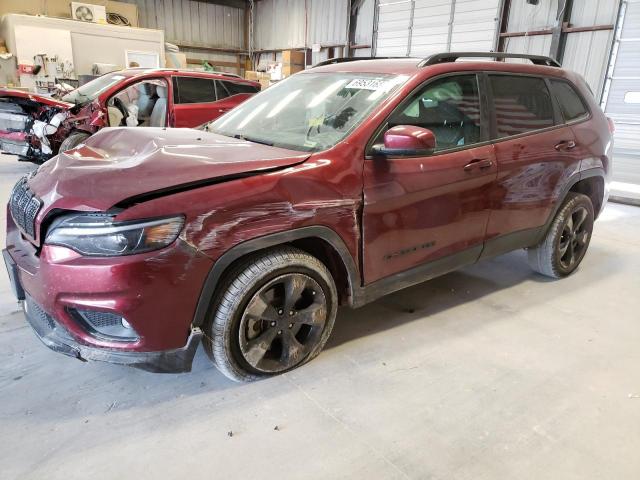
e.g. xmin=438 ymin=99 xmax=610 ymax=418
xmin=156 ymin=85 xmax=167 ymax=98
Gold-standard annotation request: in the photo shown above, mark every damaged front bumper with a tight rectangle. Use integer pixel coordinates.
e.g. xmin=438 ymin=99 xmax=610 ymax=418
xmin=2 ymin=239 xmax=209 ymax=374
xmin=20 ymin=290 xmax=203 ymax=373
xmin=0 ymin=94 xmax=69 ymax=161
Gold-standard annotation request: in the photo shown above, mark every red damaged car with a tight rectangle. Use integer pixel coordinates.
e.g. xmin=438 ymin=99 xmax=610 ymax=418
xmin=0 ymin=69 xmax=260 ymax=163
xmin=4 ymin=53 xmax=611 ymax=381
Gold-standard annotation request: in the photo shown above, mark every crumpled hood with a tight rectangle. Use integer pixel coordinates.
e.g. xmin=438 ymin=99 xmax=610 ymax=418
xmin=29 ymin=127 xmax=310 ymax=214
xmin=0 ymin=88 xmax=74 ymax=109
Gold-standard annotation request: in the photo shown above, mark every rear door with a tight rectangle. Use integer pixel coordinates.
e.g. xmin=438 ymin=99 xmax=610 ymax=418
xmin=482 ymin=74 xmax=581 ymax=254
xmin=362 ymin=73 xmax=497 ymax=284
xmin=171 ymin=76 xmax=219 ymax=127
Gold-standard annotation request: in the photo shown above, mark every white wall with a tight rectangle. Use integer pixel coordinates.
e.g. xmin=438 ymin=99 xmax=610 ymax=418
xmin=1 ymin=13 xmax=165 ymax=77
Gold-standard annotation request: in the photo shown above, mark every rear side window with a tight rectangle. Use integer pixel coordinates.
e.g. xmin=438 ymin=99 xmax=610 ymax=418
xmin=174 ymin=77 xmax=217 ymax=104
xmin=550 ymin=80 xmax=589 ymax=122
xmin=220 ymin=81 xmax=260 ymax=96
xmin=489 ymin=75 xmax=555 ymax=138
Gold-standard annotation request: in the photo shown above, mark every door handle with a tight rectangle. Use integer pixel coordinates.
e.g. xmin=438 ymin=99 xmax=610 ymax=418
xmin=554 ymin=140 xmax=576 ymax=151
xmin=464 ymin=158 xmax=493 ymax=171
xmin=218 ymin=108 xmax=230 ymax=113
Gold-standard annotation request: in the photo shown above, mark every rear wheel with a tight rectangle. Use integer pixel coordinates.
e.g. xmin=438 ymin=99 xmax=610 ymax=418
xmin=59 ymin=132 xmax=90 ymax=153
xmin=203 ymin=247 xmax=338 ymax=382
xmin=527 ymin=192 xmax=594 ymax=278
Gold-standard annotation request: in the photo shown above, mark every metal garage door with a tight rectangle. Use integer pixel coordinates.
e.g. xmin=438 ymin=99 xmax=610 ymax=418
xmin=603 ymin=0 xmax=640 ymax=190
xmin=374 ymin=0 xmax=501 ymax=57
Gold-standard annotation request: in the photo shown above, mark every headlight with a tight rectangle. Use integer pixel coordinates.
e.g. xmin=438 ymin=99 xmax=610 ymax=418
xmin=45 ymin=214 xmax=184 ymax=257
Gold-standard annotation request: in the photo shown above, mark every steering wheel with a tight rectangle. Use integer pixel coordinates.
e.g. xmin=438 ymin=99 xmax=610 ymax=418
xmin=112 ymin=97 xmax=129 ymax=125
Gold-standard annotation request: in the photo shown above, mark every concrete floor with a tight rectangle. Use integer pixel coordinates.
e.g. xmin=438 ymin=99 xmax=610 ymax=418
xmin=1 ymin=153 xmax=639 ymax=480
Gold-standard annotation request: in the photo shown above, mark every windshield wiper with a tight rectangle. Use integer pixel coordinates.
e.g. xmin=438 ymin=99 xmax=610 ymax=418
xmin=233 ymin=134 xmax=273 ymax=146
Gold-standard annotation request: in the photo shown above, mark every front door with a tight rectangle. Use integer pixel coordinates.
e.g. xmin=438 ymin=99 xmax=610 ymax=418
xmin=363 ymin=74 xmax=496 ymax=284
xmin=105 ymin=77 xmax=168 ymax=128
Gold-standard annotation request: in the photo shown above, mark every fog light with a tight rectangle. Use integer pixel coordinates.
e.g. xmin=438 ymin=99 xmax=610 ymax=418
xmin=70 ymin=309 xmax=139 ymax=342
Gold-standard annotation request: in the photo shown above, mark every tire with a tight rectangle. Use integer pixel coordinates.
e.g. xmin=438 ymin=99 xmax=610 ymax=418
xmin=58 ymin=132 xmax=90 ymax=153
xmin=203 ymin=246 xmax=338 ymax=382
xmin=527 ymin=192 xmax=594 ymax=278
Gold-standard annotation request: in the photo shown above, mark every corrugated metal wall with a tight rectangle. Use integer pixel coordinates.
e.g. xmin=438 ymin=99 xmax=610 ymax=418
xmin=502 ymin=0 xmax=618 ymax=97
xmin=121 ymin=0 xmax=244 ymax=48
xmin=353 ymin=0 xmax=375 ymax=56
xmin=119 ymin=0 xmax=244 ymax=71
xmin=253 ymin=0 xmax=349 ymax=50
xmin=374 ymin=0 xmax=501 ymax=57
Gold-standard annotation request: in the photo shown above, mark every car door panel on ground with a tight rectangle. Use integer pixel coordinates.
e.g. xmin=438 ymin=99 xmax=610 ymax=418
xmin=484 ymin=74 xmax=583 ymax=242
xmin=363 ymin=74 xmax=497 ymax=284
xmin=172 ymin=76 xmax=258 ymax=127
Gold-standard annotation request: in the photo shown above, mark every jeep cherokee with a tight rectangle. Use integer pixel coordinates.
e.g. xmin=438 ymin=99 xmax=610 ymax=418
xmin=3 ymin=52 xmax=612 ymax=381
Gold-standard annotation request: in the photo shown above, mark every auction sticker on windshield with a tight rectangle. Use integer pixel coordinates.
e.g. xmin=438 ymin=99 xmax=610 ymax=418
xmin=345 ymin=78 xmax=389 ymax=90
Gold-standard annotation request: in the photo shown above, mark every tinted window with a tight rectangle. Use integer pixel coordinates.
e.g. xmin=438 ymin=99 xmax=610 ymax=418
xmin=550 ymin=80 xmax=589 ymax=122
xmin=175 ymin=77 xmax=216 ymax=103
xmin=221 ymin=81 xmax=260 ymax=96
xmin=490 ymin=75 xmax=555 ymax=138
xmin=386 ymin=74 xmax=482 ymax=151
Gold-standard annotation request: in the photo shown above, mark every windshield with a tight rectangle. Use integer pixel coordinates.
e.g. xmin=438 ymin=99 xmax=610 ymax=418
xmin=206 ymin=72 xmax=408 ymax=152
xmin=62 ymin=72 xmax=128 ymax=105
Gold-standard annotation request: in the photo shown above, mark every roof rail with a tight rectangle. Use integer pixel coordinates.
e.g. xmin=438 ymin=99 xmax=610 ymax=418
xmin=313 ymin=57 xmax=402 ymax=68
xmin=418 ymin=52 xmax=561 ymax=68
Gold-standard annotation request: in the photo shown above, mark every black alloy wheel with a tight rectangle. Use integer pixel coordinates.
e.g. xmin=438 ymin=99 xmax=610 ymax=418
xmin=204 ymin=247 xmax=337 ymax=382
xmin=557 ymin=206 xmax=590 ymax=271
xmin=238 ymin=273 xmax=328 ymax=373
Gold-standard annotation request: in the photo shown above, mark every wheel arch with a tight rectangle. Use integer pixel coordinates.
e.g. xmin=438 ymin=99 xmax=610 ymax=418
xmin=569 ymin=174 xmax=605 ymax=219
xmin=191 ymin=226 xmax=360 ymax=328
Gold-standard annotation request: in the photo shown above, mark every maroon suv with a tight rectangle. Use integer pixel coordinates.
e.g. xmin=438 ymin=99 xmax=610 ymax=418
xmin=3 ymin=53 xmax=612 ymax=381
xmin=0 ymin=69 xmax=260 ymax=163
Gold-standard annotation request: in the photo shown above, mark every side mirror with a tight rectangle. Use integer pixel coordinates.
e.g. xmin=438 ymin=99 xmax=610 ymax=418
xmin=371 ymin=125 xmax=436 ymax=157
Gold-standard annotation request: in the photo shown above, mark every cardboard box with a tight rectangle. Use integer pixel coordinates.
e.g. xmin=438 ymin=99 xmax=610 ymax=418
xmin=282 ymin=50 xmax=305 ymax=66
xmin=282 ymin=64 xmax=304 ymax=77
xmin=165 ymin=51 xmax=187 ymax=69
xmin=245 ymin=70 xmax=270 ymax=81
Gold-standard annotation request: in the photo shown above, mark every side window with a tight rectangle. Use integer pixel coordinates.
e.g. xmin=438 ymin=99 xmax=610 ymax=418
xmin=214 ymin=80 xmax=230 ymax=100
xmin=489 ymin=75 xmax=555 ymax=138
xmin=174 ymin=77 xmax=216 ymax=103
xmin=549 ymin=80 xmax=589 ymax=122
xmin=220 ymin=80 xmax=260 ymax=96
xmin=385 ymin=74 xmax=482 ymax=152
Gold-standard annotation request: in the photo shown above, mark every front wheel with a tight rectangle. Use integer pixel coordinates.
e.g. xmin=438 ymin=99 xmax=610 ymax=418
xmin=528 ymin=192 xmax=594 ymax=278
xmin=58 ymin=132 xmax=90 ymax=153
xmin=203 ymin=247 xmax=338 ymax=382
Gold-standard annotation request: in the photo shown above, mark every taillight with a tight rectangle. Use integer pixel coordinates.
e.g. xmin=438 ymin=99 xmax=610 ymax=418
xmin=607 ymin=117 xmax=615 ymax=134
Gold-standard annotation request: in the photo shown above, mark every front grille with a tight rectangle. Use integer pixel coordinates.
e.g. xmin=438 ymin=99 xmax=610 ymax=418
xmin=9 ymin=177 xmax=42 ymax=239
